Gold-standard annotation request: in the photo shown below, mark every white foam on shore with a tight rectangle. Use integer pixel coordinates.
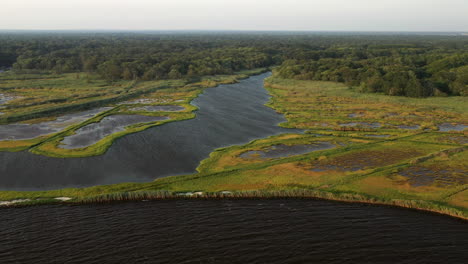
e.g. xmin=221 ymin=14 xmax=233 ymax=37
xmin=54 ymin=197 xmax=72 ymax=201
xmin=0 ymin=199 xmax=31 ymax=206
xmin=0 ymin=93 xmax=20 ymax=106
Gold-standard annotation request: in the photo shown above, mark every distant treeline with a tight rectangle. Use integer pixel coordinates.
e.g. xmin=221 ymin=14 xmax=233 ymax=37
xmin=274 ymin=38 xmax=468 ymax=97
xmin=0 ymin=32 xmax=467 ymax=97
xmin=0 ymin=33 xmax=280 ymax=81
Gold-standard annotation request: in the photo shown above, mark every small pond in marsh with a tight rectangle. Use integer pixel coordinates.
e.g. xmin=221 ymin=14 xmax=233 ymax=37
xmin=438 ymin=123 xmax=467 ymax=132
xmin=339 ymin=122 xmax=381 ymax=128
xmin=240 ymin=142 xmax=335 ymax=159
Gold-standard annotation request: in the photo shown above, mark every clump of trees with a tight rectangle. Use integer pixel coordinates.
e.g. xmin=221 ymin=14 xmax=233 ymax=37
xmin=0 ymin=32 xmax=467 ymax=97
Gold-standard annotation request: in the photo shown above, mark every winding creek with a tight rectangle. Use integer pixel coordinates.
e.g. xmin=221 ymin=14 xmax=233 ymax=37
xmin=0 ymin=73 xmax=293 ymax=190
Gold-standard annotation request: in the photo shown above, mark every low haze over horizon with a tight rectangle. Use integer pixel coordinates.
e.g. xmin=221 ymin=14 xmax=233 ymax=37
xmin=0 ymin=0 xmax=467 ymax=32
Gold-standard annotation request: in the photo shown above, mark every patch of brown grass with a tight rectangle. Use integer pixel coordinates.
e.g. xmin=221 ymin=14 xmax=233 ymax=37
xmin=310 ymin=148 xmax=424 ymax=172
xmin=448 ymin=190 xmax=468 ymax=208
xmin=395 ymin=165 xmax=467 ymax=187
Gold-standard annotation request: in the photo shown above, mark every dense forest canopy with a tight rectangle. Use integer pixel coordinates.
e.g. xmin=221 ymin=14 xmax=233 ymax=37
xmin=0 ymin=32 xmax=467 ymax=97
xmin=274 ymin=40 xmax=468 ymax=97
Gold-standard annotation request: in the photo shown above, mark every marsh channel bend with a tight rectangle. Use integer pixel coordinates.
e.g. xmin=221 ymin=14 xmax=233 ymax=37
xmin=0 ymin=73 xmax=293 ymax=190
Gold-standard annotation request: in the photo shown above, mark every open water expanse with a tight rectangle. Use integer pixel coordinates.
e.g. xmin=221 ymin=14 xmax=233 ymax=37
xmin=0 ymin=199 xmax=467 ymax=264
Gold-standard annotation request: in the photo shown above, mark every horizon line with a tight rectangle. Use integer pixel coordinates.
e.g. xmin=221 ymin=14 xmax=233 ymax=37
xmin=0 ymin=29 xmax=467 ymax=33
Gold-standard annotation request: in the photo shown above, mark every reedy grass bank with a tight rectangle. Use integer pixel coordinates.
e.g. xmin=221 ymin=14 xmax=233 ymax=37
xmin=2 ymin=189 xmax=466 ymax=221
xmin=75 ymin=189 xmax=468 ymax=220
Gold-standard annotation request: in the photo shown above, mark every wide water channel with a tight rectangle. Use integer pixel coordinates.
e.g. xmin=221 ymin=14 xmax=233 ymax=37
xmin=0 ymin=73 xmax=293 ymax=190
xmin=0 ymin=199 xmax=466 ymax=263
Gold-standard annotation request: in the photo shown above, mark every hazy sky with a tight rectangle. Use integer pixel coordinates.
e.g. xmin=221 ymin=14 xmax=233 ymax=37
xmin=1 ymin=0 xmax=467 ymax=31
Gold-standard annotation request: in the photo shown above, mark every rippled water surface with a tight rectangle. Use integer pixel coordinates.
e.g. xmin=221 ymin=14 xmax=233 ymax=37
xmin=0 ymin=200 xmax=466 ymax=264
xmin=0 ymin=73 xmax=293 ymax=190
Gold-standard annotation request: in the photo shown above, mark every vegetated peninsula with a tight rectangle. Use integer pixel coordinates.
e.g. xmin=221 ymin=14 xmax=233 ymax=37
xmin=0 ymin=33 xmax=466 ymax=219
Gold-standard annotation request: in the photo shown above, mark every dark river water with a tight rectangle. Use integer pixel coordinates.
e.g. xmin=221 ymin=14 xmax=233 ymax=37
xmin=0 ymin=73 xmax=293 ymax=190
xmin=0 ymin=199 xmax=466 ymax=264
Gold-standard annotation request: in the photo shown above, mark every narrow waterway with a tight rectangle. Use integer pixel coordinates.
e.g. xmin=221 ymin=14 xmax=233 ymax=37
xmin=0 ymin=73 xmax=293 ymax=190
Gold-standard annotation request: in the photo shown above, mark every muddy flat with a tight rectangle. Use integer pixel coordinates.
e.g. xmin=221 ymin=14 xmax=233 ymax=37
xmin=0 ymin=107 xmax=112 ymax=141
xmin=438 ymin=123 xmax=467 ymax=132
xmin=60 ymin=114 xmax=169 ymax=149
